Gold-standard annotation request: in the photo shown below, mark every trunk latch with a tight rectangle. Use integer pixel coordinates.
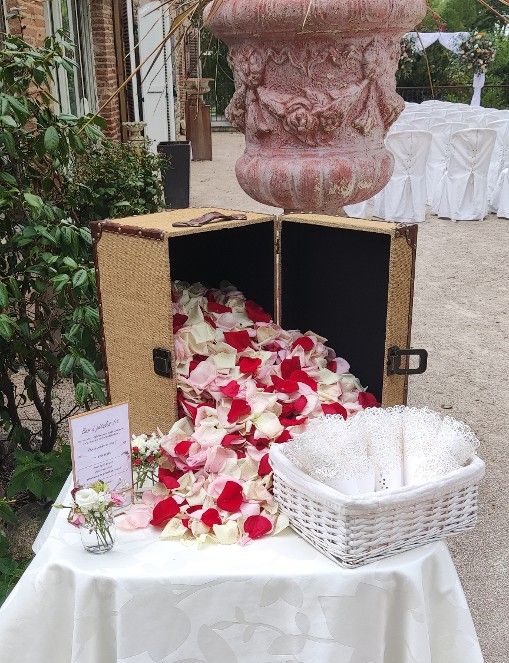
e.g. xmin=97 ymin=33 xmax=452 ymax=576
xmin=387 ymin=346 xmax=428 ymax=376
xmin=153 ymin=348 xmax=173 ymax=378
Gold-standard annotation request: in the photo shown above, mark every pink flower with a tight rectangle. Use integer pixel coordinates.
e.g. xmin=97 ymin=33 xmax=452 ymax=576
xmin=110 ymin=493 xmax=124 ymax=507
xmin=70 ymin=513 xmax=85 ymax=528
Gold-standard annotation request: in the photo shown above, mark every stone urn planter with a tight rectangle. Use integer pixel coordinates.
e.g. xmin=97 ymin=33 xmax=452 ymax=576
xmin=205 ymin=0 xmax=427 ymax=214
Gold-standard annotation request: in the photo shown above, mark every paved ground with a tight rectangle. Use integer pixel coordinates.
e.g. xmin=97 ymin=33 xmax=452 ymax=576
xmin=191 ymin=132 xmax=509 ymax=663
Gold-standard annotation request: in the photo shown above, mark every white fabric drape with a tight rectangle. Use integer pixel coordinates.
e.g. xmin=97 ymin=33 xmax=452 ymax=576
xmin=0 ymin=485 xmax=484 ymax=663
xmin=406 ymin=32 xmax=485 ymax=106
xmin=434 ymin=128 xmax=497 ymax=220
xmin=374 ymin=130 xmax=432 ymax=223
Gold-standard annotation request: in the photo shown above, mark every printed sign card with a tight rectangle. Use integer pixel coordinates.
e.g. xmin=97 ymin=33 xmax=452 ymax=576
xmin=69 ymin=403 xmax=133 ymax=507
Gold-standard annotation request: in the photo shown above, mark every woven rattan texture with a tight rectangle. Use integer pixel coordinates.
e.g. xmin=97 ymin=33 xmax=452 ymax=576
xmin=272 ymin=471 xmax=481 ymax=568
xmin=103 ymin=207 xmax=273 ymax=238
xmin=383 ymin=232 xmax=415 ymax=405
xmin=96 ymin=232 xmax=177 ymax=435
xmin=281 ymin=213 xmax=401 ymax=236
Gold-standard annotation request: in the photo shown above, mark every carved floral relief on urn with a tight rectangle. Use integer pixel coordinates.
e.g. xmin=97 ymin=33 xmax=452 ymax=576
xmin=205 ymin=0 xmax=427 ymax=214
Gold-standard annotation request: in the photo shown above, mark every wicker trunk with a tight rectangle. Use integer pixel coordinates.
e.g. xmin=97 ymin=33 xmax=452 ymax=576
xmin=92 ymin=208 xmax=426 ymax=435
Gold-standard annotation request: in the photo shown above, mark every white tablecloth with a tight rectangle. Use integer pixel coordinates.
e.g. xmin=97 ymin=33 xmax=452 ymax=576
xmin=0 ymin=486 xmax=483 ymax=663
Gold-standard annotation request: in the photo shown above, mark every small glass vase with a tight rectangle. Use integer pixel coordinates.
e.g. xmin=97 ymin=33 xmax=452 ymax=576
xmin=133 ymin=465 xmax=158 ymax=500
xmin=80 ymin=511 xmax=116 ymax=554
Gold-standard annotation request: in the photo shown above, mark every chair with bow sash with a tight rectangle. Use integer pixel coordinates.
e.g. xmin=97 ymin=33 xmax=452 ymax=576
xmin=433 ymin=129 xmax=496 ymax=221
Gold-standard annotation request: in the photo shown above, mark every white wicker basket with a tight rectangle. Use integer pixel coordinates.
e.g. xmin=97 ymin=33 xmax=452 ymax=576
xmin=270 ymin=446 xmax=485 ymax=568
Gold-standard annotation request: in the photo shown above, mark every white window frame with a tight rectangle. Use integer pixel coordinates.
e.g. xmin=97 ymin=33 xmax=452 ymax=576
xmin=45 ymin=0 xmax=97 ymax=117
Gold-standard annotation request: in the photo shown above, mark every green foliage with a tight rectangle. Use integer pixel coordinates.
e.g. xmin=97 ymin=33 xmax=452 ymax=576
xmin=7 ymin=446 xmax=71 ymax=502
xmin=0 ymin=33 xmax=164 ymax=460
xmin=0 ymin=497 xmax=28 ymax=606
xmin=202 ymin=28 xmax=235 ymax=116
xmin=431 ymin=0 xmax=508 ymax=33
xmin=67 ymin=141 xmax=164 ymax=225
xmin=0 ymin=33 xmax=106 ymax=455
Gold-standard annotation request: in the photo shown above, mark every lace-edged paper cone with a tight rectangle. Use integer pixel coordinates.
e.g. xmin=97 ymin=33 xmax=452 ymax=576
xmin=362 ymin=407 xmax=404 ymax=491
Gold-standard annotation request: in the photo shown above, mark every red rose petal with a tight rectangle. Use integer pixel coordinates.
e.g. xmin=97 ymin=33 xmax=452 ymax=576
xmin=244 ymin=515 xmax=273 ymax=539
xmin=204 ymin=315 xmax=217 ymax=329
xmin=281 ymin=356 xmax=301 ymax=379
xmin=293 ymin=395 xmax=308 ymax=414
xmin=254 ymin=438 xmax=270 ymax=450
xmin=174 ymin=440 xmax=193 ymax=455
xmin=217 ymin=481 xmax=243 ymax=513
xmin=322 ymin=402 xmax=348 ymax=419
xmin=202 ymin=508 xmax=222 ymax=527
xmin=221 ymin=433 xmax=244 ymax=447
xmin=358 ymin=392 xmax=380 ymax=409
xmin=327 ymin=360 xmax=337 ymax=372
xmin=279 ymin=416 xmax=307 ymax=427
xmin=239 ymin=356 xmax=262 ymax=375
xmin=272 ymin=375 xmax=299 ymax=394
xmin=182 ymin=518 xmax=189 ymax=528
xmin=150 ymin=496 xmax=180 ymax=527
xmin=292 ymin=336 xmax=314 ymax=352
xmin=219 ymin=381 xmax=240 ymax=398
xmin=207 ymin=301 xmax=232 ymax=314
xmin=290 ymin=370 xmax=318 ymax=392
xmin=281 ymin=402 xmax=295 ymax=416
xmin=187 ymin=504 xmax=202 ymax=514
xmin=173 ymin=313 xmax=188 ymax=334
xmin=245 ymin=300 xmax=271 ymax=323
xmin=158 ymin=468 xmax=180 ymax=489
xmin=275 ymin=430 xmax=292 ymax=443
xmin=258 ymin=454 xmax=272 ymax=477
xmin=227 ymin=398 xmax=252 ymax=424
xmin=224 ymin=330 xmax=251 ymax=352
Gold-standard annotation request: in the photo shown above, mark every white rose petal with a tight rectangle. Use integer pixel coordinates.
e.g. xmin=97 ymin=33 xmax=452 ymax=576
xmin=160 ymin=518 xmax=187 ymax=540
xmin=213 ymin=520 xmax=240 ymax=545
xmin=253 ymin=412 xmax=284 ymax=439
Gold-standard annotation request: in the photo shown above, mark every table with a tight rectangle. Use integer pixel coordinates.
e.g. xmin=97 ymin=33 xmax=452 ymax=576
xmin=0 ymin=484 xmax=483 ymax=663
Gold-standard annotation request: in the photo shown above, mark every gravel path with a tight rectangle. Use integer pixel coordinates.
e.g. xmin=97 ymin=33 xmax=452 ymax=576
xmin=191 ymin=132 xmax=509 ymax=663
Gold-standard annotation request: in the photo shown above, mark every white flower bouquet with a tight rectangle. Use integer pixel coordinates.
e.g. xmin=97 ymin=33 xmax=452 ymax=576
xmin=458 ymin=32 xmax=496 ymax=75
xmin=56 ymin=480 xmax=123 ymax=553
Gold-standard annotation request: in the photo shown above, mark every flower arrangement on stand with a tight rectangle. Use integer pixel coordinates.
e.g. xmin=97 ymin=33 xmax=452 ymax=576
xmin=116 ymin=282 xmax=378 ymax=545
xmin=57 ymin=481 xmax=123 ymax=553
xmin=399 ymin=35 xmax=418 ymax=77
xmin=458 ymin=32 xmax=496 ymax=75
xmin=131 ymin=434 xmax=162 ymax=497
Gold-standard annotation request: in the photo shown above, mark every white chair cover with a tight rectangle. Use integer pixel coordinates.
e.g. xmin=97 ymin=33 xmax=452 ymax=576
xmin=495 ymin=110 xmax=509 ymax=121
xmin=373 ymin=131 xmax=432 ymax=223
xmin=409 ymin=116 xmax=433 ymax=130
xmin=490 ymin=167 xmax=509 ymax=219
xmin=486 ymin=120 xmax=509 ymax=198
xmin=446 ymin=112 xmax=465 ymax=123
xmin=426 ymin=122 xmax=468 ymax=205
xmin=344 ymin=200 xmax=372 ymax=219
xmin=434 ymin=129 xmax=497 ymax=221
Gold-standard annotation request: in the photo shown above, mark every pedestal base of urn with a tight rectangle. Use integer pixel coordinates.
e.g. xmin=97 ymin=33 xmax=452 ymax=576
xmin=236 ymin=149 xmax=394 ymax=216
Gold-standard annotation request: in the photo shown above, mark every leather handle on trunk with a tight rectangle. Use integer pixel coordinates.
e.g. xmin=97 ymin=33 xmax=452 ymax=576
xmin=173 ymin=211 xmax=248 ymax=228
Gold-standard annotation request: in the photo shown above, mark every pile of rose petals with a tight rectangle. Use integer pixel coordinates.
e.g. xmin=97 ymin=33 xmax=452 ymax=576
xmin=117 ymin=282 xmax=378 ymax=545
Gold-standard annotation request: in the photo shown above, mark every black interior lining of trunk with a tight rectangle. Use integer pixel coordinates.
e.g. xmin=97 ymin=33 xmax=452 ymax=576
xmin=280 ymin=222 xmax=391 ymax=401
xmin=169 ymin=222 xmax=275 ymax=317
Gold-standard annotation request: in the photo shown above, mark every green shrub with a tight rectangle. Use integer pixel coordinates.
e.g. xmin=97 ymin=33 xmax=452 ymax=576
xmin=0 ymin=33 xmax=106 ymax=457
xmin=68 ymin=141 xmax=164 ymax=225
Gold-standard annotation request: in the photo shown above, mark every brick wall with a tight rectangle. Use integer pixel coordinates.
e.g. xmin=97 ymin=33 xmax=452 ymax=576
xmin=4 ymin=0 xmax=124 ymax=139
xmin=90 ymin=0 xmax=123 ymax=139
xmin=4 ymin=0 xmax=46 ymax=44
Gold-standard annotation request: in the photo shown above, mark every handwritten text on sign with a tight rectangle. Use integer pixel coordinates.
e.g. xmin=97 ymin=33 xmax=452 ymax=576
xmin=69 ymin=403 xmax=132 ymax=506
